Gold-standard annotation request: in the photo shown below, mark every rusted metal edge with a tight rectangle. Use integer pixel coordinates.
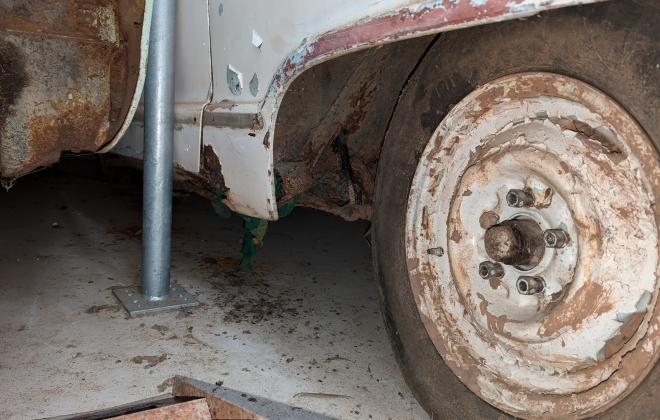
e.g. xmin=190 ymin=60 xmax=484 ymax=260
xmin=269 ymin=0 xmax=605 ymax=97
xmin=98 ymin=0 xmax=154 ymax=153
xmin=254 ymin=0 xmax=604 ymax=220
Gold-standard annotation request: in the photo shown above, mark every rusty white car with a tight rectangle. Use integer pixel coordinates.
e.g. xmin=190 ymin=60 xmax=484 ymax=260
xmin=1 ymin=0 xmax=658 ymax=418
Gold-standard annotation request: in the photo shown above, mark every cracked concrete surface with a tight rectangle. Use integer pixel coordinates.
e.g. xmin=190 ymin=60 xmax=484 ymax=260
xmin=0 ymin=168 xmax=428 ymax=420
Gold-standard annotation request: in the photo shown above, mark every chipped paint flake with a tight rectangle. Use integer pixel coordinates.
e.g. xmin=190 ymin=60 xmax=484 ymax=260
xmin=226 ymin=64 xmax=242 ymax=95
xmin=251 ymin=29 xmax=263 ymax=48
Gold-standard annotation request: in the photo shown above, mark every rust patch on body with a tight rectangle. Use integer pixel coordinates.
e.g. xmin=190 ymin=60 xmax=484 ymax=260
xmin=1 ymin=0 xmax=145 ymax=179
xmin=25 ymin=96 xmax=109 ymax=169
xmin=0 ymin=1 xmax=118 ymax=41
xmin=276 ymin=41 xmax=405 ymax=220
xmin=174 ymin=146 xmax=230 ymax=201
xmin=0 ymin=39 xmax=27 ymax=149
xmin=342 ymin=78 xmax=377 ymax=135
xmin=200 ymin=145 xmax=228 ymax=194
xmin=250 ymin=113 xmax=264 ymax=131
xmin=262 ymin=130 xmax=270 ymax=148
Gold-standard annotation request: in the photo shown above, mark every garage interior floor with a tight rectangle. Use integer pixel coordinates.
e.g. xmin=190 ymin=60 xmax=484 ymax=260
xmin=0 ymin=162 xmax=429 ymax=420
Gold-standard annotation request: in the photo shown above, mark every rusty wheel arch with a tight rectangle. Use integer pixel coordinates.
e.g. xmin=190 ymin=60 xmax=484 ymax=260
xmin=272 ymin=33 xmax=440 ymax=221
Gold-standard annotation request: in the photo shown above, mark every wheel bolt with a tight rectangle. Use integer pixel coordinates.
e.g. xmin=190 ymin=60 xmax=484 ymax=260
xmin=427 ymin=247 xmax=444 ymax=257
xmin=479 ymin=261 xmax=504 ymax=279
xmin=506 ymin=189 xmax=534 ymax=208
xmin=543 ymin=229 xmax=569 ymax=248
xmin=516 ymin=276 xmax=545 ymax=295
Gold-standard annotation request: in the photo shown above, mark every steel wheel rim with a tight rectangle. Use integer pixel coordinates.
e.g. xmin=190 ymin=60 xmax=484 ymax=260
xmin=405 ymin=73 xmax=659 ymax=418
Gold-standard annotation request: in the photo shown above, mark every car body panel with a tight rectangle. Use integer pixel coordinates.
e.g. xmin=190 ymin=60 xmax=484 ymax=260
xmin=1 ymin=0 xmax=604 ymax=219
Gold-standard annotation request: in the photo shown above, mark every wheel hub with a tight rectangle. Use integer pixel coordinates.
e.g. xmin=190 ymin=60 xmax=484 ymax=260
xmin=405 ymin=73 xmax=659 ymax=418
xmin=484 ymin=218 xmax=545 ymax=268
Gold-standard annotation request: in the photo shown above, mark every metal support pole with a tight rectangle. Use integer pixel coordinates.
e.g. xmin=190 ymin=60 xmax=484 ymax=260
xmin=142 ymin=0 xmax=175 ymax=300
xmin=114 ymin=0 xmax=198 ymax=316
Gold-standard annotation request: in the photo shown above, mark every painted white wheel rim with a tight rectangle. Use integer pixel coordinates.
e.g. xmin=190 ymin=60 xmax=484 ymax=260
xmin=405 ymin=73 xmax=659 ymax=418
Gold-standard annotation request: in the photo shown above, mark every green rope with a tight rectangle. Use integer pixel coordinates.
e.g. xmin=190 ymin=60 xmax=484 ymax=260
xmin=210 ymin=178 xmax=299 ymax=270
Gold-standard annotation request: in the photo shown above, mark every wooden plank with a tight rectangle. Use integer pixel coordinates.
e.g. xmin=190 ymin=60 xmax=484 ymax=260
xmin=50 ymin=395 xmax=184 ymax=420
xmin=110 ymin=398 xmax=212 ymax=420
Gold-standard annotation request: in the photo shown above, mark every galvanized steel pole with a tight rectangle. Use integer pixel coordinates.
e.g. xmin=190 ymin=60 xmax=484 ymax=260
xmin=142 ymin=0 xmax=176 ymax=300
xmin=113 ymin=0 xmax=199 ymax=316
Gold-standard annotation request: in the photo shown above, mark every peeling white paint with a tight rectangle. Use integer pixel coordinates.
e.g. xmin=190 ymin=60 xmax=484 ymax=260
xmin=405 ymin=73 xmax=659 ymax=417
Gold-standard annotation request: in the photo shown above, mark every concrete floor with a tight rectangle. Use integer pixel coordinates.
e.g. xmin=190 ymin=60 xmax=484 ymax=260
xmin=0 ymin=168 xmax=428 ymax=420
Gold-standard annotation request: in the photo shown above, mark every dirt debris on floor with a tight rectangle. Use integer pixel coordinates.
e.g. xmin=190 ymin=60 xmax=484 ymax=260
xmin=131 ymin=354 xmax=169 ymax=368
xmin=85 ymin=303 xmax=121 ymax=314
xmin=0 ymin=169 xmax=429 ymax=419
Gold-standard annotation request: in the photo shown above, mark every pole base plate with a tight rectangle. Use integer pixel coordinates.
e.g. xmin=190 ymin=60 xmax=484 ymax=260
xmin=113 ymin=285 xmax=199 ymax=317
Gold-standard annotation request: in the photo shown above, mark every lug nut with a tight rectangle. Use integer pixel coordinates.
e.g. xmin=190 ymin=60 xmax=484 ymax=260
xmin=506 ymin=189 xmax=534 ymax=208
xmin=516 ymin=276 xmax=545 ymax=295
xmin=543 ymin=229 xmax=569 ymax=248
xmin=479 ymin=261 xmax=504 ymax=279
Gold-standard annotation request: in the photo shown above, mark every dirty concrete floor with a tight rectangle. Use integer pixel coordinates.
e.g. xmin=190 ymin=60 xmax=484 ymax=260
xmin=0 ymin=168 xmax=429 ymax=420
